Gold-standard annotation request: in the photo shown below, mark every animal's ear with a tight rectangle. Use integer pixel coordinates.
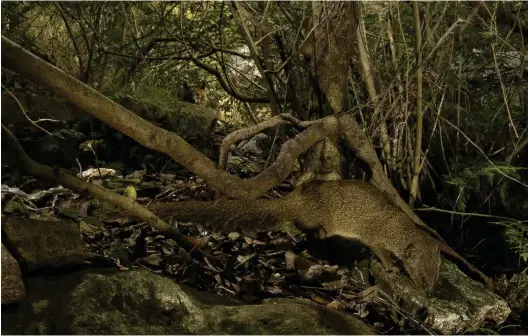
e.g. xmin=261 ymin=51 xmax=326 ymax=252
xmin=199 ymin=81 xmax=206 ymax=90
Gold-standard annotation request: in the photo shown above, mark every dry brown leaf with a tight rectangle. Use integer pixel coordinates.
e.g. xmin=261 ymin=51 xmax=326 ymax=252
xmin=322 ymin=280 xmax=346 ymax=290
xmin=285 ymin=251 xmax=315 ymax=271
xmin=214 ymin=273 xmax=224 ymax=285
xmin=327 ymin=300 xmax=345 ymax=310
xmin=356 ymin=285 xmax=379 ymax=304
xmin=231 ymin=283 xmax=241 ymax=292
xmin=136 ymin=253 xmax=164 ymax=268
xmin=309 ymin=292 xmax=331 ymax=305
xmin=265 ymin=286 xmax=283 ymax=295
xmin=228 ymin=232 xmax=240 ymax=241
xmin=186 ymin=236 xmax=209 ymax=249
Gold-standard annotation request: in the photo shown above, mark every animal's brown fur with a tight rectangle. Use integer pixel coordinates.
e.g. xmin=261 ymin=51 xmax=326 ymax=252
xmin=148 ymin=180 xmax=490 ymax=291
xmin=182 ymin=82 xmax=209 ymax=106
xmin=181 ymin=81 xmax=222 ymax=119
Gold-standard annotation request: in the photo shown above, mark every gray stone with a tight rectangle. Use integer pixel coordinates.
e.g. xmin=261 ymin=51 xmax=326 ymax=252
xmin=1 ymin=244 xmax=25 ymax=304
xmin=163 ymin=101 xmax=217 ymax=139
xmin=371 ymin=258 xmax=511 ymax=334
xmin=1 ymin=269 xmax=373 ymax=335
xmin=1 ymin=215 xmax=85 ymax=272
xmin=2 ymin=93 xmax=217 ymax=146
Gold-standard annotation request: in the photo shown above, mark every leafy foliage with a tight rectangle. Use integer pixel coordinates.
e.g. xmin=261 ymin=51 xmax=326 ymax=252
xmin=493 ymin=220 xmax=528 ymax=264
xmin=445 ymin=160 xmax=527 ymax=213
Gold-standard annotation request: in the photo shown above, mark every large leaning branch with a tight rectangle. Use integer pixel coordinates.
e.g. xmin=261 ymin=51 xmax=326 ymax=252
xmin=1 ymin=124 xmax=209 ymax=263
xmin=1 ymin=35 xmax=335 ymax=201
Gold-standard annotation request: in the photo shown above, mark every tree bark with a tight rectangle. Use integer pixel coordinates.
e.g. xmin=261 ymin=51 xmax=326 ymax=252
xmin=312 ymin=1 xmax=357 ymax=114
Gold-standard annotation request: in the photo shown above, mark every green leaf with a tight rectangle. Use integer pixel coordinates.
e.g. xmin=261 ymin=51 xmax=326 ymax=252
xmin=520 ymin=252 xmax=528 ymax=263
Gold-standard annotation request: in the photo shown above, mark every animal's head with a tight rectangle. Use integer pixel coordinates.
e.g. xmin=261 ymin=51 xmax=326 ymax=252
xmin=182 ymin=81 xmax=208 ymax=105
xmin=403 ymin=241 xmax=441 ymax=292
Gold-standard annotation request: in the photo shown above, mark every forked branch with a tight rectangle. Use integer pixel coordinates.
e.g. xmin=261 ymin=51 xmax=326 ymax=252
xmin=218 ymin=114 xmax=325 ymax=170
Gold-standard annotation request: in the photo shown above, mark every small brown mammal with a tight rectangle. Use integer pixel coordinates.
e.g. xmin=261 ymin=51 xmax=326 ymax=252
xmin=181 ymin=81 xmax=223 ymax=120
xmin=148 ymin=180 xmax=489 ymax=292
xmin=182 ymin=81 xmax=209 ymax=106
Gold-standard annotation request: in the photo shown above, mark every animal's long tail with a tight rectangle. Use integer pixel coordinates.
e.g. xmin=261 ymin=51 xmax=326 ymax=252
xmin=147 ymin=198 xmax=287 ymax=234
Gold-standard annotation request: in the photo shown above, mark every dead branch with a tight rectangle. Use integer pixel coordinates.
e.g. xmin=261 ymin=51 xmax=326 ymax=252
xmin=188 ymin=56 xmax=270 ymax=104
xmin=425 ymin=18 xmax=467 ymax=63
xmin=243 ymin=102 xmax=260 ymax=125
xmin=55 ymin=2 xmax=85 ymax=80
xmin=473 ymin=1 xmax=528 ymax=45
xmin=1 ymin=124 xmax=209 ymax=263
xmin=409 ymin=2 xmax=424 ymax=208
xmin=356 ymin=3 xmax=392 ymax=166
xmin=507 ymin=128 xmax=528 ymax=163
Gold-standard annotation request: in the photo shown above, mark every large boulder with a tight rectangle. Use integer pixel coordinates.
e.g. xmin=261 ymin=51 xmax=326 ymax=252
xmin=1 ymin=93 xmax=217 ymax=170
xmin=1 ymin=93 xmax=218 ymax=141
xmin=1 ymin=269 xmax=373 ymax=335
xmin=1 ymin=92 xmax=87 ymax=125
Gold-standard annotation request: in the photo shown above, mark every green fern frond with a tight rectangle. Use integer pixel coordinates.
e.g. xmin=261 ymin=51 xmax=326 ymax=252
xmin=493 ymin=220 xmax=528 ymax=262
xmin=445 ymin=161 xmax=526 ymax=211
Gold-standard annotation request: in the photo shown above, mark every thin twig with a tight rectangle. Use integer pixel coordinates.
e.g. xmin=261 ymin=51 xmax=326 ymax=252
xmin=416 ymin=205 xmax=524 ymax=223
xmin=491 ymin=39 xmax=519 ymax=139
xmin=2 ymin=86 xmax=53 ymax=136
xmin=439 ymin=115 xmax=528 ymax=189
xmin=230 ymin=1 xmax=281 ymax=115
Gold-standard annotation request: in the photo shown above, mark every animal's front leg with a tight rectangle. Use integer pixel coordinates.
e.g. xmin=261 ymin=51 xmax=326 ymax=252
xmin=371 ymin=246 xmax=400 ymax=274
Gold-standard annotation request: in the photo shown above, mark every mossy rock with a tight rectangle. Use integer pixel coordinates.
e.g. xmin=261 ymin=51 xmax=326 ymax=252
xmin=117 ymin=96 xmax=216 ymax=140
xmin=1 ymin=269 xmax=373 ymax=335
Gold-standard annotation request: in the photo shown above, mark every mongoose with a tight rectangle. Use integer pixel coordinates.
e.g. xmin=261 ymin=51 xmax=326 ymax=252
xmin=147 ymin=180 xmax=489 ymax=292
